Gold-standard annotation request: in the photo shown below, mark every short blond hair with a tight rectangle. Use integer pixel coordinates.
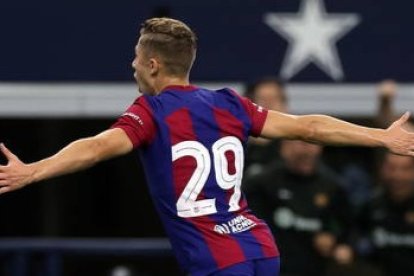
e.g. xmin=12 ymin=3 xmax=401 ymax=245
xmin=139 ymin=18 xmax=197 ymax=76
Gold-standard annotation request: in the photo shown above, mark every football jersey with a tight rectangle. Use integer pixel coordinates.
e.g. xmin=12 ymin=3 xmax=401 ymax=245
xmin=111 ymin=85 xmax=279 ymax=275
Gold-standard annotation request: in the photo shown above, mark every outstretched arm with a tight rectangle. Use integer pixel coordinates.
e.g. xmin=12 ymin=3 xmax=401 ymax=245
xmin=260 ymin=110 xmax=414 ymax=156
xmin=0 ymin=128 xmax=133 ymax=194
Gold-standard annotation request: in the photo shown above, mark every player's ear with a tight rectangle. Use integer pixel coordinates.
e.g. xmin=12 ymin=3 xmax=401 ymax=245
xmin=149 ymin=58 xmax=160 ymax=76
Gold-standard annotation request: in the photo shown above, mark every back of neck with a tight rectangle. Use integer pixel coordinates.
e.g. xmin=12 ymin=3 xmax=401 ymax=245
xmin=154 ymin=76 xmax=190 ymax=94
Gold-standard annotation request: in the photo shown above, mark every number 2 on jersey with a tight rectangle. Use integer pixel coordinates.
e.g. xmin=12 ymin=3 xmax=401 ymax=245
xmin=172 ymin=136 xmax=244 ymax=218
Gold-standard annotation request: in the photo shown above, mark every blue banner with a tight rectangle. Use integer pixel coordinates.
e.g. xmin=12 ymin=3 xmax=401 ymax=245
xmin=0 ymin=0 xmax=411 ymax=82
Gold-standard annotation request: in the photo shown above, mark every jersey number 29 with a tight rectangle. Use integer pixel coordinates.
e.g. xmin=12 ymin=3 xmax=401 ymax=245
xmin=172 ymin=136 xmax=244 ymax=218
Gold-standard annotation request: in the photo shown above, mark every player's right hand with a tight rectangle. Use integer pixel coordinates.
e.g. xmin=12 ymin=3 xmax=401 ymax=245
xmin=0 ymin=143 xmax=33 ymax=195
xmin=383 ymin=112 xmax=414 ymax=156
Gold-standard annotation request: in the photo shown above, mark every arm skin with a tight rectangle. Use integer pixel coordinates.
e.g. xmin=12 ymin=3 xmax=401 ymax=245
xmin=260 ymin=110 xmax=414 ymax=156
xmin=0 ymin=128 xmax=133 ymax=194
xmin=1 ymin=109 xmax=413 ymax=195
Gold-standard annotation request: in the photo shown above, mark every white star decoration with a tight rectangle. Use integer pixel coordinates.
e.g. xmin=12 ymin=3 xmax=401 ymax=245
xmin=264 ymin=0 xmax=361 ymax=81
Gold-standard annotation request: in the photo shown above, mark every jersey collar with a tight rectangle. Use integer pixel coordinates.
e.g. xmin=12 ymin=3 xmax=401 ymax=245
xmin=161 ymin=85 xmax=198 ymax=92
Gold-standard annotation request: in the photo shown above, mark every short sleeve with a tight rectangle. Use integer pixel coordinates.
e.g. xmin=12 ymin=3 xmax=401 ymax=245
xmin=230 ymin=90 xmax=269 ymax=137
xmin=111 ymin=96 xmax=156 ymax=148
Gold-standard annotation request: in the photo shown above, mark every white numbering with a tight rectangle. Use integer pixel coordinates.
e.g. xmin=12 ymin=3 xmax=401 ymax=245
xmin=213 ymin=136 xmax=244 ymax=212
xmin=172 ymin=136 xmax=244 ymax=218
xmin=172 ymin=141 xmax=216 ymax=218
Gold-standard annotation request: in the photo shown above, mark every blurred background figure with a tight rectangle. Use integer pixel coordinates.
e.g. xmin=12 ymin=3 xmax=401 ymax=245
xmin=337 ymin=79 xmax=401 ymax=216
xmin=245 ymin=77 xmax=288 ymax=113
xmin=244 ymin=77 xmax=287 ymax=177
xmin=244 ymin=140 xmax=351 ymax=276
xmin=376 ymin=79 xmax=399 ymax=128
xmin=357 ymin=152 xmax=414 ymax=276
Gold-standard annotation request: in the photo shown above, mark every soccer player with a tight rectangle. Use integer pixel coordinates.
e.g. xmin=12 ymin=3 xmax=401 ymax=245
xmin=0 ymin=18 xmax=414 ymax=276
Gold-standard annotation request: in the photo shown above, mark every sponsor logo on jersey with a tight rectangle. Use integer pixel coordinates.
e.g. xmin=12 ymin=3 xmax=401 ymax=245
xmin=123 ymin=112 xmax=144 ymax=125
xmin=214 ymin=215 xmax=257 ymax=235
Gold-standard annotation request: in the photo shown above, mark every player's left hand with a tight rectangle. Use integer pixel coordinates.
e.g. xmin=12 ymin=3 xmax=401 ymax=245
xmin=0 ymin=143 xmax=33 ymax=195
xmin=383 ymin=112 xmax=414 ymax=156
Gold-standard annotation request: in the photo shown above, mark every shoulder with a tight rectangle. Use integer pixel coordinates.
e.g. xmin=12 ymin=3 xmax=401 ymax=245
xmin=215 ymin=88 xmax=264 ymax=115
xmin=193 ymin=87 xmax=248 ymax=112
xmin=134 ymin=93 xmax=171 ymax=114
xmin=214 ymin=87 xmax=243 ymax=102
xmin=126 ymin=95 xmax=155 ymax=116
xmin=132 ymin=94 xmax=152 ymax=106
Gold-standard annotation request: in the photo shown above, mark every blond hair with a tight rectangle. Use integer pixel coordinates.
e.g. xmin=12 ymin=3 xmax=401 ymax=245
xmin=139 ymin=17 xmax=197 ymax=76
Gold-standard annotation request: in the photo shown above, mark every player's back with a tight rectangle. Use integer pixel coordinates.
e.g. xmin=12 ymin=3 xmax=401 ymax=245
xmin=112 ymin=85 xmax=279 ymax=275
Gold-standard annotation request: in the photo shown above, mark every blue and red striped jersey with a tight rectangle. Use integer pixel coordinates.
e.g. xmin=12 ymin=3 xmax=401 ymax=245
xmin=111 ymin=85 xmax=279 ymax=275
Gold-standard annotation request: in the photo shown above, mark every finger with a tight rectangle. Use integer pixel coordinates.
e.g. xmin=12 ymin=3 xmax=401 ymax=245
xmin=0 ymin=180 xmax=9 ymax=186
xmin=0 ymin=143 xmax=17 ymax=161
xmin=0 ymin=186 xmax=11 ymax=195
xmin=0 ymin=173 xmax=7 ymax=180
xmin=395 ymin=112 xmax=411 ymax=127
